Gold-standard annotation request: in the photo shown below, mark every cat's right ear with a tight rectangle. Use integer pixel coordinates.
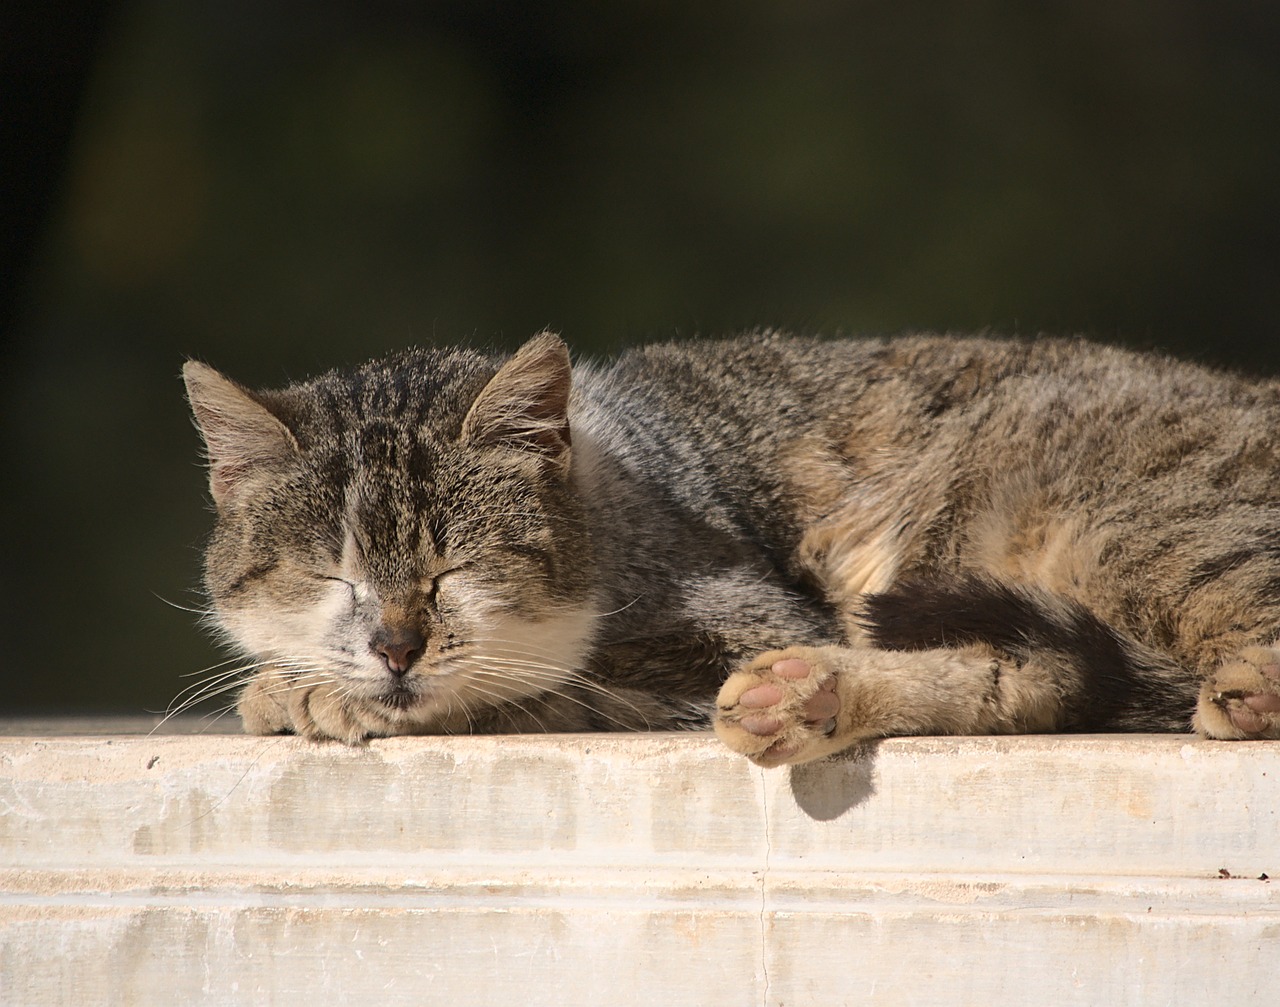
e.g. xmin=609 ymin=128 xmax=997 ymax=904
xmin=460 ymin=331 xmax=573 ymax=474
xmin=183 ymin=361 xmax=300 ymax=508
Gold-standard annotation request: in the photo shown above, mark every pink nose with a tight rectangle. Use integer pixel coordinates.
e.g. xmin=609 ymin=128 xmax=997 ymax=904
xmin=371 ymin=627 xmax=425 ymax=676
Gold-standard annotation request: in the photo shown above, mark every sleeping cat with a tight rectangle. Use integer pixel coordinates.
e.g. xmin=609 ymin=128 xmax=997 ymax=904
xmin=183 ymin=331 xmax=1280 ymax=766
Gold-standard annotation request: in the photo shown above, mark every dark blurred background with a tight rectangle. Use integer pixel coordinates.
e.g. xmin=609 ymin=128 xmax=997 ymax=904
xmin=3 ymin=1 xmax=1278 ymax=716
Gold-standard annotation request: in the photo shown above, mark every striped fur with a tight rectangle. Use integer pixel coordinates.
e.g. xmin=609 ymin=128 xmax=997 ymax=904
xmin=185 ymin=331 xmax=1280 ymax=761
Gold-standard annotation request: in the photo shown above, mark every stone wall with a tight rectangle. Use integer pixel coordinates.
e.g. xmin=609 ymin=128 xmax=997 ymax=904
xmin=2 ymin=726 xmax=1276 ymax=1004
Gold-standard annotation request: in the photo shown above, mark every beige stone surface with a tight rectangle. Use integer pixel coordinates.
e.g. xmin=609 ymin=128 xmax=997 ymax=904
xmin=1 ymin=726 xmax=1277 ymax=1004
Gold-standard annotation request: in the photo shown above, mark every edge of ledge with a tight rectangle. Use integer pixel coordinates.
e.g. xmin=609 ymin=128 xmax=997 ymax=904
xmin=2 ymin=726 xmax=1277 ymax=879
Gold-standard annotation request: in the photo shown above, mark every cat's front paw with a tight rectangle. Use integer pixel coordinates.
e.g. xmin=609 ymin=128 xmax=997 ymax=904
xmin=1196 ymin=646 xmax=1280 ymax=739
xmin=236 ymin=666 xmax=295 ymax=735
xmin=714 ymin=647 xmax=845 ymax=767
xmin=237 ymin=668 xmax=386 ymax=744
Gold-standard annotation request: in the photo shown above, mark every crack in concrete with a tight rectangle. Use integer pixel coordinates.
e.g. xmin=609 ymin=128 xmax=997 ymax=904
xmin=757 ymin=763 xmax=771 ymax=1006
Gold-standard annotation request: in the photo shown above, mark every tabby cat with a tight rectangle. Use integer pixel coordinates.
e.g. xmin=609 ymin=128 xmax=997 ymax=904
xmin=183 ymin=332 xmax=1280 ymax=766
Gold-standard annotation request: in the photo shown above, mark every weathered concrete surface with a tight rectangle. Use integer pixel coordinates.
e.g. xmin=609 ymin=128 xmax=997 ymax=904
xmin=1 ymin=727 xmax=1277 ymax=1005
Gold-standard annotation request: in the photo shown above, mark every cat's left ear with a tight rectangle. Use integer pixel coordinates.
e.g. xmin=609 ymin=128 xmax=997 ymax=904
xmin=460 ymin=331 xmax=572 ymax=475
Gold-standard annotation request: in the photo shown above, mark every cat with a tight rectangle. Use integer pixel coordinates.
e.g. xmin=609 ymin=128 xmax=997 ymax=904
xmin=183 ymin=331 xmax=1280 ymax=766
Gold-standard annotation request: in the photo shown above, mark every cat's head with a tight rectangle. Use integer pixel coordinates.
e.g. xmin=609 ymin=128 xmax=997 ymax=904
xmin=183 ymin=332 xmax=598 ymax=733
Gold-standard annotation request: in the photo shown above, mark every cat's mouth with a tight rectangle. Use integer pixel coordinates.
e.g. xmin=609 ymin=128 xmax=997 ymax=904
xmin=377 ymin=684 xmax=419 ymax=711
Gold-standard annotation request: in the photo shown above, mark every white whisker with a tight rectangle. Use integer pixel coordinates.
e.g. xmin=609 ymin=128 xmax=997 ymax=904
xmin=456 ymin=660 xmax=648 ymax=731
xmin=596 ymin=594 xmax=644 ymax=619
xmin=459 ymin=680 xmax=553 ymax=733
xmin=153 ymin=591 xmax=218 ymax=617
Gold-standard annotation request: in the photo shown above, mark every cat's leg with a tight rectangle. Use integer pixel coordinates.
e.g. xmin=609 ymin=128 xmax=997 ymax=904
xmin=715 ymin=644 xmax=1062 ymax=767
xmin=1195 ymin=645 xmax=1280 ymax=739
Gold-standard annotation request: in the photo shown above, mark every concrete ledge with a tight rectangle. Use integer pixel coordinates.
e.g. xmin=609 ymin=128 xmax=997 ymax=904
xmin=2 ymin=726 xmax=1277 ymax=1004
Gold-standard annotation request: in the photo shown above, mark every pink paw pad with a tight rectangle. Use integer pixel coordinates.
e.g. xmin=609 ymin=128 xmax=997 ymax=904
xmin=1202 ymin=649 xmax=1280 ymax=739
xmin=714 ymin=647 xmax=849 ymax=767
xmin=736 ymin=659 xmax=838 ymax=737
xmin=1228 ymin=691 xmax=1280 ymax=733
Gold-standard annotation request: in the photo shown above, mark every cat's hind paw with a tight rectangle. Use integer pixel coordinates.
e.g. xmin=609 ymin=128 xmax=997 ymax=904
xmin=1196 ymin=646 xmax=1280 ymax=739
xmin=714 ymin=647 xmax=845 ymax=767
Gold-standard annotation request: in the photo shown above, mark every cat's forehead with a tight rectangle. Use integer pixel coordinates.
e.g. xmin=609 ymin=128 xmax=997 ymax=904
xmin=276 ymin=345 xmax=549 ymax=562
xmin=338 ymin=461 xmax=453 ymax=579
xmin=341 ymin=422 xmax=458 ymax=523
xmin=278 ymin=350 xmax=488 ymax=482
xmin=302 ymin=346 xmax=497 ymax=437
xmin=351 ymin=347 xmax=493 ymax=406
xmin=337 ymin=418 xmax=509 ymax=548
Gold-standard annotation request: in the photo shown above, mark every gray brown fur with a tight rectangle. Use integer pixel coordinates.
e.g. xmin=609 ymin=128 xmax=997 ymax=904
xmin=183 ymin=332 xmax=1280 ymax=766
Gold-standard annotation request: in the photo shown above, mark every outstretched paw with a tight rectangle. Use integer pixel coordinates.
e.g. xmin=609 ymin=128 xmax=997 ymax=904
xmin=714 ymin=647 xmax=845 ymax=767
xmin=1196 ymin=646 xmax=1280 ymax=740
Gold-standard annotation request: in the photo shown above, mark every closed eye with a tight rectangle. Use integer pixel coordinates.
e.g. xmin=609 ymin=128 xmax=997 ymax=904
xmin=317 ymin=574 xmax=359 ymax=600
xmin=429 ymin=563 xmax=473 ymax=602
xmin=434 ymin=562 xmax=473 ymax=585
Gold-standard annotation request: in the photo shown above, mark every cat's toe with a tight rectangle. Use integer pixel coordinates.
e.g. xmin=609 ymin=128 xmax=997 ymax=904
xmin=714 ymin=647 xmax=841 ymax=767
xmin=1195 ymin=646 xmax=1280 ymax=740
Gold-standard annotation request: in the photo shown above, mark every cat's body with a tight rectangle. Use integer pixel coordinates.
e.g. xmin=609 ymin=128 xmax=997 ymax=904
xmin=184 ymin=332 xmax=1280 ymax=765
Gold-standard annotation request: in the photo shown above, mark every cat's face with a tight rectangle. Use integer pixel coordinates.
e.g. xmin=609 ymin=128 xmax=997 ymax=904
xmin=184 ymin=333 xmax=598 ymax=732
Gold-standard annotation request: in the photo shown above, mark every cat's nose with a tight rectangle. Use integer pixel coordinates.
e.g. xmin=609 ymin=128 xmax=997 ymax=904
xmin=371 ymin=626 xmax=425 ymax=676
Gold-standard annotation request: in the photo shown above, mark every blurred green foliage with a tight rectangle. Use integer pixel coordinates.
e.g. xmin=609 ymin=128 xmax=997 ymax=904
xmin=3 ymin=1 xmax=1278 ymax=713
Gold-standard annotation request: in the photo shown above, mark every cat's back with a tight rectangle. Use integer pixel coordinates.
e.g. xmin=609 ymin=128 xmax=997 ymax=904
xmin=574 ymin=332 xmax=1280 ymax=541
xmin=582 ymin=331 xmax=1280 ymax=448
